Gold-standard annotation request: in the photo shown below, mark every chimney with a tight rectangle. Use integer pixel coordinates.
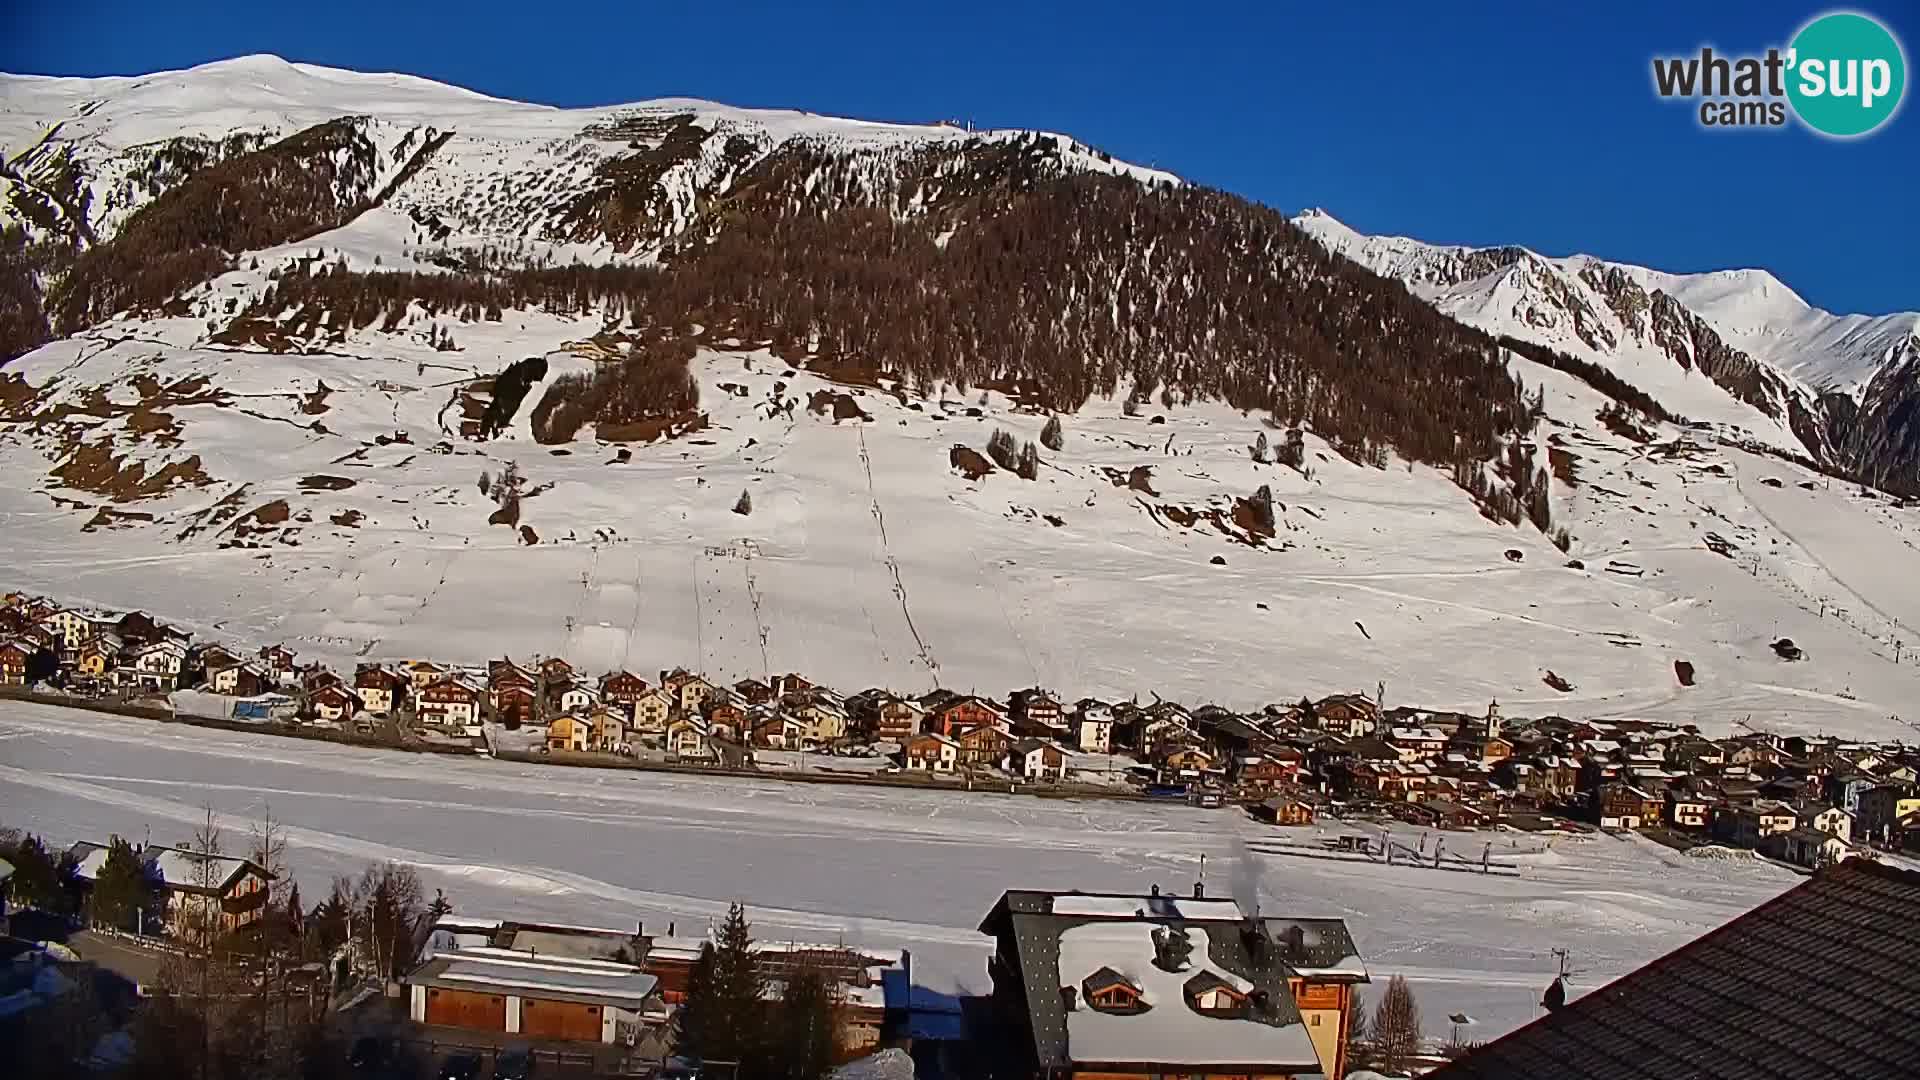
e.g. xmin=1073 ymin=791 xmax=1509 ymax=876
xmin=1283 ymin=924 xmax=1306 ymax=961
xmin=1193 ymin=880 xmax=1205 ymax=899
xmin=1150 ymin=884 xmax=1160 ymax=897
xmin=1060 ymin=986 xmax=1078 ymax=1012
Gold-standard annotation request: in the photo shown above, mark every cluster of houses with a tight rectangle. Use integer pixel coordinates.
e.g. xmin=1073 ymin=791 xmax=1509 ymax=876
xmin=1290 ymin=698 xmax=1920 ymax=867
xmin=6 ymin=592 xmax=1919 ymax=865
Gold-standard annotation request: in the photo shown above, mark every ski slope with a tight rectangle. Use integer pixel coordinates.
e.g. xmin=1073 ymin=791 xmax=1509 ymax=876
xmin=4 ymin=298 xmax=1919 ymax=738
xmin=0 ymin=700 xmax=1805 ymax=1038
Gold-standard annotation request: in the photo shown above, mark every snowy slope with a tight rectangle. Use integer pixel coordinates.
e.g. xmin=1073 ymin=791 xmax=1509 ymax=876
xmin=4 ymin=308 xmax=1918 ymax=739
xmin=1291 ymin=209 xmax=1920 ymax=460
xmin=1618 ymin=263 xmax=1919 ymax=398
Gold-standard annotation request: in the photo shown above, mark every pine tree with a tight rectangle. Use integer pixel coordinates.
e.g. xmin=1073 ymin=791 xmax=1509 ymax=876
xmin=733 ymin=489 xmax=753 ymax=516
xmin=679 ymin=903 xmax=767 ymax=1064
xmin=767 ymin=964 xmax=839 ymax=1080
xmin=1252 ymin=430 xmax=1271 ymax=464
xmin=1016 ymin=440 xmax=1040 ymax=480
xmin=987 ymin=428 xmax=1018 ymax=471
xmin=1373 ymin=974 xmax=1423 ymax=1073
xmin=283 ymin=881 xmax=305 ymax=947
xmin=1248 ymin=483 xmax=1276 ymax=534
xmin=1279 ymin=428 xmax=1306 ymax=469
xmin=2 ymin=834 xmax=69 ymax=913
xmin=89 ymin=835 xmax=155 ymax=932
xmin=1040 ymin=414 xmax=1064 ymax=451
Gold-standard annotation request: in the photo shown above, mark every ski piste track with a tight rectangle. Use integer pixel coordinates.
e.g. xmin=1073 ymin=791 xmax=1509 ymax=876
xmin=858 ymin=424 xmax=940 ymax=684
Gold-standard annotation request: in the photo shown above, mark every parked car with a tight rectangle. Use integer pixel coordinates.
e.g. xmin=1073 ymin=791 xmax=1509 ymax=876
xmin=347 ymin=1036 xmax=388 ymax=1073
xmin=495 ymin=1045 xmax=535 ymax=1079
xmin=439 ymin=1051 xmax=483 ymax=1080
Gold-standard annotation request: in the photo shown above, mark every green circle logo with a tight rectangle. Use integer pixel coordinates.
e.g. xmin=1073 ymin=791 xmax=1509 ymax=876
xmin=1787 ymin=12 xmax=1906 ymax=136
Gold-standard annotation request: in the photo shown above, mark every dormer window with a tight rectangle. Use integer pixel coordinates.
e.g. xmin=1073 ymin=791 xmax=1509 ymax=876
xmin=1082 ymin=966 xmax=1150 ymax=1015
xmin=1183 ymin=970 xmax=1250 ymax=1017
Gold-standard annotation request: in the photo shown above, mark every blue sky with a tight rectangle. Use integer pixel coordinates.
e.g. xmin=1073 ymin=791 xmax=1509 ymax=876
xmin=3 ymin=1 xmax=1914 ymax=314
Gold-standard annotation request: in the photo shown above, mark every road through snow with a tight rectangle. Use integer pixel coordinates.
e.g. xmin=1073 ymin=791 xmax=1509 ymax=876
xmin=0 ymin=701 xmax=1802 ymax=1036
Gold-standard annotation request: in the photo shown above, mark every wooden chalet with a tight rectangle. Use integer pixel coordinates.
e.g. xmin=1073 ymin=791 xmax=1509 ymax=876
xmin=0 ymin=640 xmax=31 ymax=685
xmin=957 ymin=723 xmax=1012 ymax=767
xmin=872 ymin=695 xmax=926 ymax=742
xmin=1009 ymin=688 xmax=1065 ymax=733
xmin=732 ymin=678 xmax=775 ymax=705
xmin=928 ymin=696 xmax=1009 ymax=738
xmin=599 ymin=670 xmax=650 ymax=710
xmin=902 ymin=733 xmax=959 ymax=773
xmin=539 ymin=656 xmax=575 ymax=685
xmin=353 ymin=665 xmax=408 ymax=714
xmin=306 ymin=683 xmax=361 ymax=722
xmin=417 ymin=676 xmax=484 ymax=729
xmin=1250 ymin=796 xmax=1316 ymax=826
xmin=493 ymin=684 xmax=537 ymax=728
xmin=1008 ymin=738 xmax=1069 ymax=782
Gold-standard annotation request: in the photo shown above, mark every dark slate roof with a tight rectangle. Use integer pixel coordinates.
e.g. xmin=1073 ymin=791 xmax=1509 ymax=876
xmin=1083 ymin=966 xmax=1136 ymax=995
xmin=1428 ymin=858 xmax=1920 ymax=1080
xmin=1260 ymin=917 xmax=1368 ymax=979
xmin=1183 ymin=968 xmax=1242 ymax=998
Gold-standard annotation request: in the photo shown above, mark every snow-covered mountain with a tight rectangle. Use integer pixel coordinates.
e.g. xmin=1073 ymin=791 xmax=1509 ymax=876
xmin=0 ymin=54 xmax=1175 ymax=259
xmin=2 ymin=57 xmax=1919 ymax=740
xmin=1292 ymin=208 xmax=1920 ymax=488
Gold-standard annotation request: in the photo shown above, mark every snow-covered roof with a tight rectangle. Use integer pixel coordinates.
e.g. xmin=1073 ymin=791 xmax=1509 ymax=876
xmin=408 ymin=950 xmax=659 ymax=1010
xmin=150 ymin=846 xmax=269 ymax=893
xmin=1057 ymin=924 xmax=1319 ymax=1068
xmin=1052 ymin=895 xmax=1246 ymax=921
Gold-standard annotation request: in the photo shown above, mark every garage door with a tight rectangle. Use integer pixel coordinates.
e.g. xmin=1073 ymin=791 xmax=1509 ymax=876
xmin=521 ymin=998 xmax=602 ymax=1041
xmin=424 ymin=987 xmax=507 ymax=1031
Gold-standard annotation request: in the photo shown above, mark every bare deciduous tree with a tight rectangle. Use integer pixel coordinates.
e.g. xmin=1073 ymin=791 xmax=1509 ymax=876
xmin=1373 ymin=974 xmax=1423 ymax=1073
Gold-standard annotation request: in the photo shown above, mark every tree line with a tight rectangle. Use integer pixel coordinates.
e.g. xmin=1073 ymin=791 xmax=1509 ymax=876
xmin=24 ymin=118 xmax=1563 ymax=519
xmin=231 ymin=161 xmax=1544 ymax=506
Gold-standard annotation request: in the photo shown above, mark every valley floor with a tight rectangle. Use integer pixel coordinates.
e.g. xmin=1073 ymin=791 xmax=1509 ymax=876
xmin=0 ymin=699 xmax=1803 ymax=1039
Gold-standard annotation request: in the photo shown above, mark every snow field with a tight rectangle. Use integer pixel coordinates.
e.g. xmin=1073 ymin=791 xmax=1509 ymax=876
xmin=0 ymin=701 xmax=1802 ymax=1038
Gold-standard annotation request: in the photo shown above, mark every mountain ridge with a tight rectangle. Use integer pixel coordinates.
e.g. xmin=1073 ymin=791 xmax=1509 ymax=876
xmin=1292 ymin=208 xmax=1919 ymax=492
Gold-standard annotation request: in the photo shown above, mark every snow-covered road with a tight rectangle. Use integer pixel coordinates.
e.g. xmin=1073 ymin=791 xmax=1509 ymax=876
xmin=0 ymin=701 xmax=1801 ymax=1036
